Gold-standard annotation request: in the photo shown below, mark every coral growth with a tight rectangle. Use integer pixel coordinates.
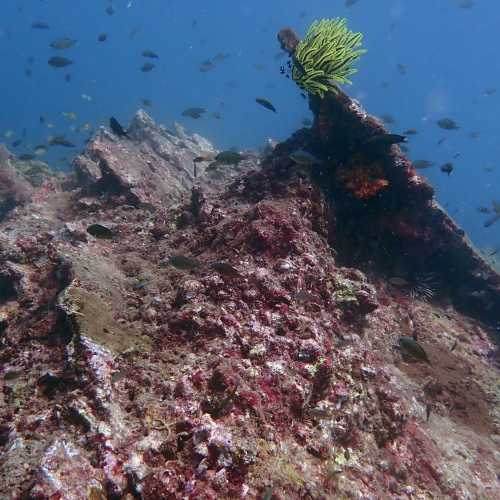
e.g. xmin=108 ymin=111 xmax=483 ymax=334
xmin=292 ymin=18 xmax=366 ymax=97
xmin=337 ymin=156 xmax=390 ymax=199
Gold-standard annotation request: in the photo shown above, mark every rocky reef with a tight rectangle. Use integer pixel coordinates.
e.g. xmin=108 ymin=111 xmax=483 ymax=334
xmin=1 ymin=94 xmax=500 ymax=499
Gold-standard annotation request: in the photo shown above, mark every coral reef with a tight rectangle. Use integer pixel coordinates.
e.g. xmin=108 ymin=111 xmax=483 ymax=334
xmin=0 ymin=59 xmax=499 ymax=499
xmin=0 ymin=108 xmax=499 ymax=499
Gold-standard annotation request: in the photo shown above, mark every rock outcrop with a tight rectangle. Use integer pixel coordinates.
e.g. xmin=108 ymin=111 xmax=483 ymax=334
xmin=0 ymin=107 xmax=499 ymax=499
xmin=0 ymin=147 xmax=34 ymax=220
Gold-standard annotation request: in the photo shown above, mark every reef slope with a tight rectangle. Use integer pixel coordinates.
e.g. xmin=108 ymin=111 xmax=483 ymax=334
xmin=0 ymin=110 xmax=499 ymax=499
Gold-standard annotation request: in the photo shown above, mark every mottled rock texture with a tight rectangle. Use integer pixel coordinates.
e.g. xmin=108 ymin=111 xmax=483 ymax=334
xmin=0 ymin=109 xmax=499 ymax=500
xmin=0 ymin=149 xmax=34 ymax=220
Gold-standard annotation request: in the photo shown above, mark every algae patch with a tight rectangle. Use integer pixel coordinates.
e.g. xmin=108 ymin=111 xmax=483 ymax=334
xmin=58 ymin=284 xmax=151 ymax=354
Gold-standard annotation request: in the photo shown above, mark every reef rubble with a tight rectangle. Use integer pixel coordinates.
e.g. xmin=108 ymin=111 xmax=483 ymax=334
xmin=1 ymin=100 xmax=500 ymax=499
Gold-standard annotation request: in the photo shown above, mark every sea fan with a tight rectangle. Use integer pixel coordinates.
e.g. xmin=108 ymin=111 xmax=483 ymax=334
xmin=292 ymin=18 xmax=366 ymax=98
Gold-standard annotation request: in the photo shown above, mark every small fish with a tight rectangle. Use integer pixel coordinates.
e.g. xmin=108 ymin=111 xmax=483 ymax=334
xmin=111 ymin=371 xmax=126 ymax=385
xmin=193 ymin=153 xmax=216 ymax=163
xmin=3 ymin=369 xmax=22 ymax=381
xmin=182 ymin=107 xmax=206 ymax=119
xmin=140 ymin=62 xmax=155 ymax=72
xmin=459 ymin=0 xmax=474 ymax=8
xmin=48 ymin=56 xmax=73 ymax=68
xmin=477 ymin=206 xmax=491 ymax=214
xmin=77 ymin=122 xmax=93 ymax=133
xmin=491 ymin=201 xmax=500 ymax=215
xmin=255 ymin=98 xmax=277 ymax=112
xmin=212 ymin=52 xmax=230 ymax=62
xmin=32 ymin=21 xmax=50 ymax=29
xmin=396 ymin=63 xmax=407 ymax=75
xmin=19 ymin=153 xmax=35 ymax=161
xmin=168 ymin=255 xmax=203 ymax=271
xmin=34 ymin=145 xmax=47 ymax=156
xmin=210 ymin=261 xmax=241 ymax=277
xmin=389 ymin=277 xmax=410 ymax=287
xmin=294 ymin=290 xmax=317 ymax=303
xmin=142 ymin=50 xmax=159 ymax=59
xmin=401 ymin=314 xmax=415 ymax=339
xmin=345 ymin=0 xmax=360 ymax=6
xmin=81 ymin=93 xmax=93 ymax=102
xmin=129 ymin=26 xmax=142 ymax=38
xmin=48 ymin=135 xmax=76 ymax=147
xmin=484 ymin=213 xmax=500 ymax=228
xmin=403 ymin=128 xmax=418 ymax=135
xmin=97 ymin=33 xmax=107 ymax=42
xmin=50 ymin=38 xmax=76 ymax=50
xmin=141 ymin=99 xmax=152 ymax=107
xmin=426 ymin=404 xmax=432 ymax=422
xmin=381 ymin=114 xmax=395 ymax=124
xmin=289 ymin=149 xmax=320 ymax=166
xmin=302 ymin=118 xmax=312 ymax=127
xmin=481 ymin=87 xmax=496 ymax=96
xmin=62 ymin=111 xmax=77 ymax=121
xmin=440 ymin=162 xmax=453 ymax=175
xmin=11 ymin=139 xmax=22 ymax=148
xmin=399 ymin=336 xmax=431 ymax=364
xmin=262 ymin=487 xmax=274 ymax=500
xmin=437 ymin=118 xmax=459 ymax=130
xmin=452 ymin=152 xmax=461 ymax=159
xmin=437 ymin=137 xmax=447 ymax=145
xmin=64 ymin=73 xmax=72 ymax=82
xmin=200 ymin=60 xmax=215 ymax=72
xmin=468 ymin=131 xmax=480 ymax=139
xmin=109 ymin=117 xmax=128 ymax=137
xmin=365 ymin=133 xmax=407 ymax=146
xmin=413 ymin=160 xmax=434 ymax=169
xmin=211 ymin=111 xmax=221 ymax=120
xmin=105 ymin=4 xmax=115 ymax=15
xmin=133 ymin=279 xmax=147 ymax=291
xmin=213 ymin=150 xmax=244 ymax=165
xmin=450 ymin=340 xmax=458 ymax=352
xmin=87 ymin=223 xmax=114 ymax=239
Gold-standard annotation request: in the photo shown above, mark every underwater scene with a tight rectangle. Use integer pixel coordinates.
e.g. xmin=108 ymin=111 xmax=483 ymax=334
xmin=1 ymin=0 xmax=500 ymax=498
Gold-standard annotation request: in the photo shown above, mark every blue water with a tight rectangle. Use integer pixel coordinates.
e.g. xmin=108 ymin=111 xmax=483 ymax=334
xmin=0 ymin=0 xmax=499 ymax=250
